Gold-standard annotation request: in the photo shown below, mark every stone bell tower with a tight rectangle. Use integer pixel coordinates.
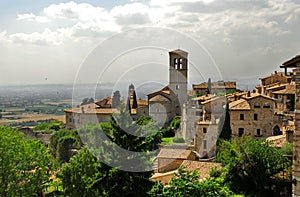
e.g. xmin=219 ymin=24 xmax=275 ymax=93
xmin=169 ymin=49 xmax=188 ymax=108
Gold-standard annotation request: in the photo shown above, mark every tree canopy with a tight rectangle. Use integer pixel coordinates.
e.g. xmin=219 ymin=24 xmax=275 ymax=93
xmin=0 ymin=126 xmax=52 ymax=196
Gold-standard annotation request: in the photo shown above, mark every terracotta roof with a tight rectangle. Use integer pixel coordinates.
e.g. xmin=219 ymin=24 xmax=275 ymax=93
xmin=193 ymin=81 xmax=236 ymax=90
xmin=149 ymin=94 xmax=171 ymax=102
xmin=229 ymin=99 xmax=250 ymax=110
xmin=64 ymin=102 xmax=119 ymax=114
xmin=180 ymin=160 xmax=222 ymax=180
xmin=148 ymin=86 xmax=171 ymax=98
xmin=273 ymin=84 xmax=295 ymax=95
xmin=192 ymin=94 xmax=215 ymax=101
xmin=244 ymin=93 xmax=276 ymax=101
xmin=95 ymin=97 xmax=112 ymax=108
xmin=151 ymin=161 xmax=222 ymax=185
xmin=201 ymin=96 xmax=226 ymax=105
xmin=260 ymin=72 xmax=288 ymax=80
xmin=157 ymin=149 xmax=192 ymax=159
xmin=266 ymin=83 xmax=288 ymax=91
xmin=266 ymin=135 xmax=287 ymax=148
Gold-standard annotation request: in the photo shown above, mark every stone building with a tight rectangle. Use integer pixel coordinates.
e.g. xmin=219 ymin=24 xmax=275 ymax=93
xmin=65 ymin=99 xmax=117 ymax=129
xmin=229 ymin=93 xmax=276 ymax=138
xmin=192 ymin=95 xmax=226 ymax=158
xmin=148 ymin=49 xmax=188 ymax=127
xmin=278 ymin=54 xmax=300 ymax=196
xmin=192 ymin=81 xmax=236 ymax=96
xmin=65 ymin=85 xmax=148 ymax=129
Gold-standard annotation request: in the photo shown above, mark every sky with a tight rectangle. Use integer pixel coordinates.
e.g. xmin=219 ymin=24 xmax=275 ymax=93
xmin=0 ymin=0 xmax=299 ymax=89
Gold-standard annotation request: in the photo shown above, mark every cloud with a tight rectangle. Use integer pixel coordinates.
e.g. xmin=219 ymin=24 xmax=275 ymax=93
xmin=17 ymin=13 xmax=50 ymax=23
xmin=9 ymin=29 xmax=64 ymax=45
xmin=43 ymin=1 xmax=109 ymax=22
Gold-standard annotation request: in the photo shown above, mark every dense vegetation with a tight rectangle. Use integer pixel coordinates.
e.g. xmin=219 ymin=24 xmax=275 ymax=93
xmin=0 ymin=126 xmax=53 ymax=196
xmin=0 ymin=114 xmax=293 ymax=196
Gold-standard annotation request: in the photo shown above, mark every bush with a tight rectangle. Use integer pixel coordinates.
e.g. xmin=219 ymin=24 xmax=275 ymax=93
xmin=173 ymin=137 xmax=185 ymax=143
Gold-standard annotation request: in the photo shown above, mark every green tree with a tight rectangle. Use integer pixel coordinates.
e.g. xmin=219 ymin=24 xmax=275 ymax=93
xmin=112 ymin=90 xmax=121 ymax=108
xmin=207 ymin=77 xmax=212 ymax=94
xmin=132 ymin=91 xmax=138 ymax=109
xmin=0 ymin=126 xmax=53 ymax=196
xmin=217 ymin=137 xmax=282 ymax=194
xmin=34 ymin=119 xmax=65 ymax=132
xmin=62 ymin=112 xmax=162 ymax=196
xmin=49 ymin=129 xmax=81 ymax=163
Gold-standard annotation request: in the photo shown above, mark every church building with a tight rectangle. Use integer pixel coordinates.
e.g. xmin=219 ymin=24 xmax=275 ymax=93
xmin=148 ymin=49 xmax=188 ymax=127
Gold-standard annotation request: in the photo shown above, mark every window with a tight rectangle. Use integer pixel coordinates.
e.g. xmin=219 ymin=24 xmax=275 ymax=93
xmin=203 ymin=128 xmax=207 ymax=133
xmin=254 ymin=113 xmax=258 ymax=120
xmin=238 ymin=128 xmax=244 ymax=137
xmin=176 ymin=84 xmax=180 ymax=90
xmin=179 ymin=58 xmax=183 ymax=69
xmin=256 ymin=129 xmax=261 ymax=136
xmin=174 ymin=58 xmax=178 ymax=69
xmin=203 ymin=140 xmax=207 ymax=149
xmin=263 ymin=103 xmax=270 ymax=108
xmin=68 ymin=118 xmax=72 ymax=123
xmin=240 ymin=114 xmax=244 ymax=120
xmin=254 ymin=102 xmax=260 ymax=108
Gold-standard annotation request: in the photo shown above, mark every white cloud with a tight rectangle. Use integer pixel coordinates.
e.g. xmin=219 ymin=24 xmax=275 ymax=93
xmin=43 ymin=1 xmax=109 ymax=22
xmin=1 ymin=0 xmax=300 ymax=84
xmin=17 ymin=13 xmax=50 ymax=23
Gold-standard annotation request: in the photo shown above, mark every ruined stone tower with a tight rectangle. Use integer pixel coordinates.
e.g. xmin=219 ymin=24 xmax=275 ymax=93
xmin=169 ymin=49 xmax=188 ymax=109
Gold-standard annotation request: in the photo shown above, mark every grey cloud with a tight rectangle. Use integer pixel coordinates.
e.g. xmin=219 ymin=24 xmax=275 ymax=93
xmin=179 ymin=0 xmax=269 ymax=13
xmin=114 ymin=13 xmax=151 ymax=25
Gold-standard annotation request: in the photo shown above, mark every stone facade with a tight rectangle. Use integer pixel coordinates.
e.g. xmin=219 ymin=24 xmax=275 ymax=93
xmin=192 ymin=81 xmax=236 ymax=96
xmin=229 ymin=93 xmax=276 ymax=138
xmin=279 ymin=55 xmax=300 ymax=196
xmin=148 ymin=49 xmax=189 ymax=127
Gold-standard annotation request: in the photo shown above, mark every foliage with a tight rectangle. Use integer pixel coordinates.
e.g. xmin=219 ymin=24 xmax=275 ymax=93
xmin=0 ymin=126 xmax=53 ymax=196
xmin=81 ymin=98 xmax=95 ymax=105
xmin=207 ymin=78 xmax=212 ymax=94
xmin=161 ymin=116 xmax=181 ymax=137
xmin=132 ymin=91 xmax=138 ymax=109
xmin=173 ymin=137 xmax=185 ymax=143
xmin=112 ymin=90 xmax=121 ymax=108
xmin=217 ymin=103 xmax=231 ymax=154
xmin=148 ymin=167 xmax=233 ymax=197
xmin=49 ymin=129 xmax=81 ymax=163
xmin=216 ymin=137 xmax=283 ymax=194
xmin=161 ymin=137 xmax=173 ymax=144
xmin=34 ymin=119 xmax=65 ymax=132
xmin=62 ymin=112 xmax=162 ymax=196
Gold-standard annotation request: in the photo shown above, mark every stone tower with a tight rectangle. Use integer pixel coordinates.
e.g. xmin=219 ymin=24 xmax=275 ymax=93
xmin=169 ymin=49 xmax=188 ymax=109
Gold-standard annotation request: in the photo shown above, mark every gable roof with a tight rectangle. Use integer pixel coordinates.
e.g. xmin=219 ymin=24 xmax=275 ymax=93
xmin=201 ymin=96 xmax=226 ymax=105
xmin=95 ymin=97 xmax=112 ymax=108
xmin=229 ymin=99 xmax=250 ymax=110
xmin=149 ymin=94 xmax=171 ymax=102
xmin=244 ymin=93 xmax=276 ymax=101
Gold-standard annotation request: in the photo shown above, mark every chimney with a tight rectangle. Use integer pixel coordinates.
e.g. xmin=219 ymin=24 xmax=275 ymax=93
xmin=275 ymin=71 xmax=278 ymax=74
xmin=247 ymin=91 xmax=251 ymax=97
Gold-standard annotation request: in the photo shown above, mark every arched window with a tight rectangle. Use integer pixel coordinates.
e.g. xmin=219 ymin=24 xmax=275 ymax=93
xmin=254 ymin=102 xmax=260 ymax=108
xmin=179 ymin=58 xmax=183 ymax=69
xmin=263 ymin=102 xmax=270 ymax=108
xmin=174 ymin=58 xmax=178 ymax=69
